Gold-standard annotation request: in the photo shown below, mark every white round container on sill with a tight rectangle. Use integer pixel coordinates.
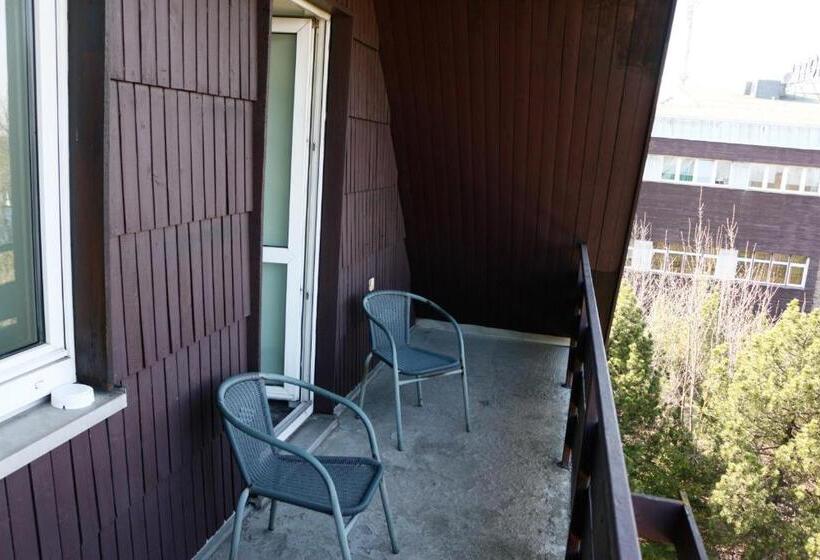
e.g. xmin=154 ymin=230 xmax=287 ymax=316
xmin=51 ymin=383 xmax=95 ymax=410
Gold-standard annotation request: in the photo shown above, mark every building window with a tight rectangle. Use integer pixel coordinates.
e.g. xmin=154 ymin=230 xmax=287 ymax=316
xmin=766 ymin=165 xmax=785 ymax=190
xmin=783 ymin=167 xmax=803 ymax=192
xmin=679 ymin=158 xmax=695 ymax=182
xmin=715 ymin=161 xmax=731 ymax=185
xmin=0 ymin=0 xmax=73 ymax=419
xmin=626 ymin=242 xmax=809 ymax=289
xmin=736 ymin=251 xmax=810 ymax=288
xmin=805 ymin=168 xmax=820 ymax=193
xmin=643 ymin=155 xmax=662 ymax=181
xmin=646 ymin=154 xmax=820 ymax=198
xmin=694 ymin=159 xmax=714 ymax=184
xmin=661 ymin=156 xmax=677 ymax=180
xmin=749 ymin=164 xmax=766 ymax=189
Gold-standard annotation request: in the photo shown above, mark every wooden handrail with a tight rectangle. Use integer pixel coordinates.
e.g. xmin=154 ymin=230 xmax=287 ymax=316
xmin=562 ymin=244 xmax=707 ymax=559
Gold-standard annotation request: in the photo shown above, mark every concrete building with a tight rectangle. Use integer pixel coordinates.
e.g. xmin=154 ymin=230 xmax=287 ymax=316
xmin=630 ymin=88 xmax=820 ymax=312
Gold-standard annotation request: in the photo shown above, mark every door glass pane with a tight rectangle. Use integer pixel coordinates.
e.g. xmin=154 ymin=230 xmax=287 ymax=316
xmin=260 ymin=263 xmax=288 ymax=374
xmin=262 ymin=33 xmax=297 ymax=247
xmin=0 ymin=0 xmax=42 ymax=358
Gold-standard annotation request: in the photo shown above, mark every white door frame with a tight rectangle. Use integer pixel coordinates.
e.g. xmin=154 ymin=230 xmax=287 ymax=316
xmin=262 ymin=8 xmax=330 ymax=426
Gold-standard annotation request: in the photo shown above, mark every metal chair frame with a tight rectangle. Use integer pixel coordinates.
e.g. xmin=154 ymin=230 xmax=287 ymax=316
xmin=361 ymin=290 xmax=472 ymax=451
xmin=218 ymin=373 xmax=399 ymax=560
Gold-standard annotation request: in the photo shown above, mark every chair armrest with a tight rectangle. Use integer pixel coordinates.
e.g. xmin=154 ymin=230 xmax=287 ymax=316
xmin=418 ymin=297 xmax=466 ymax=363
xmin=259 ymin=373 xmax=384 ymax=461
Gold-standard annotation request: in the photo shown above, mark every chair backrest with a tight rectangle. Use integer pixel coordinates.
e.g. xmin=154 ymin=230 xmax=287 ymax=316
xmin=363 ymin=291 xmax=411 ymax=353
xmin=219 ymin=375 xmax=277 ymax=486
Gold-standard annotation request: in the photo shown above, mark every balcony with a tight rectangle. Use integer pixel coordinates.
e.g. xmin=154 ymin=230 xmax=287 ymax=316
xmin=210 ymin=325 xmax=573 ymax=558
xmin=206 ymin=247 xmax=706 ymax=559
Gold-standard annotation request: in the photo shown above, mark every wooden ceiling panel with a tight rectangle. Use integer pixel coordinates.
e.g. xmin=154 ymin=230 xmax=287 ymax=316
xmin=374 ymin=0 xmax=675 ymax=335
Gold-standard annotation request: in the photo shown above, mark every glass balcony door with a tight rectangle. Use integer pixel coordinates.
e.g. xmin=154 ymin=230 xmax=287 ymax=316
xmin=260 ymin=17 xmax=319 ymax=401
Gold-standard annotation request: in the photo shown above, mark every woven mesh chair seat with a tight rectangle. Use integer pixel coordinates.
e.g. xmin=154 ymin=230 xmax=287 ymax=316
xmin=374 ymin=344 xmax=460 ymax=376
xmin=251 ymin=455 xmax=384 ymax=516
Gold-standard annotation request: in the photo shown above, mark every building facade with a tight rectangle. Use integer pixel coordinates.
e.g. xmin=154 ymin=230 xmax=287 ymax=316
xmin=631 ymin=94 xmax=820 ymax=311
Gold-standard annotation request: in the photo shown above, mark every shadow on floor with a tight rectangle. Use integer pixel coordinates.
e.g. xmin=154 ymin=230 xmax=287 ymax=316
xmin=210 ymin=327 xmax=571 ymax=559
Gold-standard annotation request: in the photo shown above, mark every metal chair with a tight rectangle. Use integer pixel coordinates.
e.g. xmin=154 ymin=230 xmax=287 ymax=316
xmin=218 ymin=373 xmax=399 ymax=560
xmin=361 ymin=290 xmax=471 ymax=451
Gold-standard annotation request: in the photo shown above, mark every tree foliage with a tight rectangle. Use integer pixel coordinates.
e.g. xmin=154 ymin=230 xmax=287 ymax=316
xmin=709 ymin=302 xmax=820 ymax=558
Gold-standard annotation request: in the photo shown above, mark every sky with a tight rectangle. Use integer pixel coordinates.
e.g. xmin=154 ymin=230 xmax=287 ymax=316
xmin=659 ymin=0 xmax=820 ymax=97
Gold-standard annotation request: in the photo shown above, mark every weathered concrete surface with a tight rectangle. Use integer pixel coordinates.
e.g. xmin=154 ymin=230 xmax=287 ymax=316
xmin=210 ymin=328 xmax=571 ymax=559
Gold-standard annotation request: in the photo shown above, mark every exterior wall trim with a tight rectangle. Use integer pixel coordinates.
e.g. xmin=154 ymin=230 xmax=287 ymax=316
xmin=0 ymin=390 xmax=126 ymax=480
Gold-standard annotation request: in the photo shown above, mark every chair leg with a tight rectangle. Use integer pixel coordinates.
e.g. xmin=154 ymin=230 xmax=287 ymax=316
xmin=393 ymin=365 xmax=404 ymax=451
xmin=267 ymin=499 xmax=277 ymax=531
xmin=379 ymin=479 xmax=400 ymax=554
xmin=461 ymin=366 xmax=472 ymax=432
xmin=332 ymin=506 xmax=352 ymax=560
xmin=415 ymin=379 xmax=423 ymax=406
xmin=230 ymin=488 xmax=250 ymax=560
xmin=359 ymin=353 xmax=373 ymax=408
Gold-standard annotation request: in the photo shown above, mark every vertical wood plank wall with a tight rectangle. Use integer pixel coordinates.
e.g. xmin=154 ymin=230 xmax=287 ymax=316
xmin=374 ymin=0 xmax=675 ymax=335
xmin=322 ymin=0 xmax=411 ymax=398
xmin=0 ymin=0 xmax=259 ymax=557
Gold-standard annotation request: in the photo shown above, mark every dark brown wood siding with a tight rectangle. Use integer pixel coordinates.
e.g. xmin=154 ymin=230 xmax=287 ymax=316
xmin=636 ymin=180 xmax=820 ymax=311
xmin=373 ymin=0 xmax=675 ymax=335
xmin=1 ymin=0 xmax=259 ymax=557
xmin=315 ymin=0 xmax=411 ymax=403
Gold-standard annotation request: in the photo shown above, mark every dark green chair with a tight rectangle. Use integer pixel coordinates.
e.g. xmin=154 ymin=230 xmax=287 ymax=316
xmin=361 ymin=290 xmax=471 ymax=451
xmin=218 ymin=373 xmax=399 ymax=560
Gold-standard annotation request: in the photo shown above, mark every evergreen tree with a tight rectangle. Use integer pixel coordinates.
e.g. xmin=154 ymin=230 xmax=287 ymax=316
xmin=710 ymin=301 xmax=820 ymax=558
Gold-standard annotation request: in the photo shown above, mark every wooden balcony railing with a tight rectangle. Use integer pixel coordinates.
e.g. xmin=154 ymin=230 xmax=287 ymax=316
xmin=561 ymin=244 xmax=708 ymax=559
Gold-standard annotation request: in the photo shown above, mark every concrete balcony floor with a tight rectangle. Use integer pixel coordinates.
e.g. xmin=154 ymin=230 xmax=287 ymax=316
xmin=210 ymin=325 xmax=571 ymax=559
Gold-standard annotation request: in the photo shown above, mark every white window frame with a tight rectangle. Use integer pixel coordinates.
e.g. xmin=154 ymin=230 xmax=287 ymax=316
xmin=0 ymin=0 xmax=74 ymax=420
xmin=625 ymin=242 xmax=809 ymax=290
xmin=646 ymin=154 xmax=820 ymax=198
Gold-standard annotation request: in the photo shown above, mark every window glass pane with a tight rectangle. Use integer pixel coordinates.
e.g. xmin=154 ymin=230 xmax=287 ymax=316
xmin=694 ymin=160 xmax=713 ymax=183
xmin=715 ymin=161 xmax=731 ymax=185
xmin=736 ymin=260 xmax=749 ymax=279
xmin=667 ymin=253 xmax=683 ymax=273
xmin=790 ymin=255 xmax=809 ymax=264
xmin=682 ymin=254 xmax=697 ymax=274
xmin=679 ymin=158 xmax=695 ymax=181
xmin=748 ymin=164 xmax=765 ymax=188
xmin=766 ymin=165 xmax=784 ymax=190
xmin=661 ymin=156 xmax=677 ymax=180
xmin=788 ymin=265 xmax=805 ymax=286
xmin=730 ymin=162 xmax=751 ymax=187
xmin=751 ymin=261 xmax=769 ymax=282
xmin=651 ymin=252 xmax=665 ymax=271
xmin=784 ymin=167 xmax=802 ymax=192
xmin=643 ymin=155 xmax=662 ymax=180
xmin=262 ymin=33 xmax=297 ymax=248
xmin=0 ymin=1 xmax=42 ymax=359
xmin=770 ymin=263 xmax=787 ymax=284
xmin=703 ymin=256 xmax=717 ymax=275
xmin=805 ymin=168 xmax=820 ymax=193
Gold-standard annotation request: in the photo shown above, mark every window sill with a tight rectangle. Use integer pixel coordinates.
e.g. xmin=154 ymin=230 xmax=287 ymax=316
xmin=0 ymin=388 xmax=127 ymax=479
